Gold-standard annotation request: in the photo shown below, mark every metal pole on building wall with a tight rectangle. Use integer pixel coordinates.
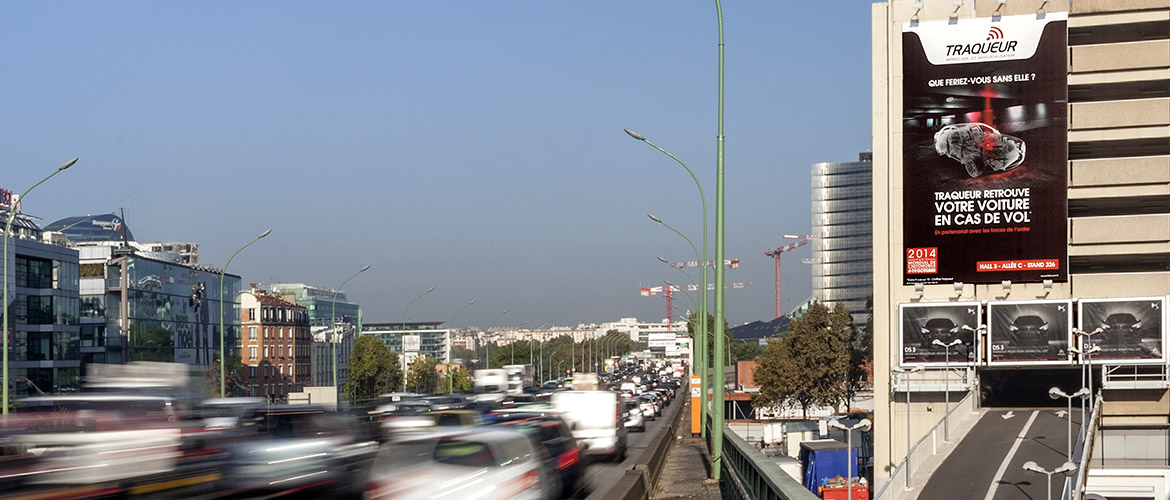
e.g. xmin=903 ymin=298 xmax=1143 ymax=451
xmin=3 ymin=158 xmax=77 ymax=415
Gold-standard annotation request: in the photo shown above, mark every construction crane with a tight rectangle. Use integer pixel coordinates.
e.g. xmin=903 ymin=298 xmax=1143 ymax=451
xmin=765 ymin=234 xmax=811 ymax=319
xmin=640 ymin=282 xmax=753 ymax=333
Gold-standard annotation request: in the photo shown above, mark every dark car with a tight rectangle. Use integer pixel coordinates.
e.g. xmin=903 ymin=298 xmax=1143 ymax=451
xmin=920 ymin=318 xmax=960 ymax=346
xmin=1009 ymin=315 xmax=1051 ymax=346
xmin=218 ymin=406 xmax=378 ymax=498
xmin=1101 ymin=313 xmax=1142 ymax=346
xmin=483 ymin=412 xmax=585 ymax=499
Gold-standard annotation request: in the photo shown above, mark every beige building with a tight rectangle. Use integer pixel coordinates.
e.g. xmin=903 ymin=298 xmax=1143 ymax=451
xmin=872 ymin=0 xmax=1169 ymax=495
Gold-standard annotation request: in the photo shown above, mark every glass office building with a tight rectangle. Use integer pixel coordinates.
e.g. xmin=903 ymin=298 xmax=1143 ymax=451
xmin=4 ymin=224 xmax=81 ymax=396
xmin=811 ymin=152 xmax=873 ymax=325
xmin=361 ymin=322 xmax=450 ymax=364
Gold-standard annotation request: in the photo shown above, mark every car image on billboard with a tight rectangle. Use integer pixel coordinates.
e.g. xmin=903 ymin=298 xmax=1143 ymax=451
xmin=899 ymin=302 xmax=981 ymax=366
xmin=1079 ymin=297 xmax=1167 ymax=364
xmin=987 ymin=300 xmax=1073 ymax=365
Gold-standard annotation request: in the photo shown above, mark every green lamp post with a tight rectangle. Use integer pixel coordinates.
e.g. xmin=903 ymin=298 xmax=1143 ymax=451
xmin=3 ymin=158 xmax=77 ymax=414
xmin=332 ymin=264 xmax=370 ymax=390
xmin=401 ymin=286 xmax=436 ymax=392
xmin=218 ymin=229 xmax=271 ymax=398
xmin=447 ymin=299 xmax=475 ymax=393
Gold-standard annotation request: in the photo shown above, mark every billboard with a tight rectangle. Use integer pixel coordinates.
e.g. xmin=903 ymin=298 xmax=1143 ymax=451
xmin=403 ymin=334 xmax=421 ymax=352
xmin=902 ymin=13 xmax=1068 ymax=284
xmin=899 ymin=302 xmax=980 ymax=366
xmin=1078 ymin=297 xmax=1167 ymax=364
xmin=987 ymin=300 xmax=1072 ymax=365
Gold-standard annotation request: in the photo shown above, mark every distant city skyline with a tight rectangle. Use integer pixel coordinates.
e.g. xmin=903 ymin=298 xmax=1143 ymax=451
xmin=4 ymin=2 xmax=874 ymax=329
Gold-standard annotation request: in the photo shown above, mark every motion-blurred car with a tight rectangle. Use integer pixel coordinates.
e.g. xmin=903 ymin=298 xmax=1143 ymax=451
xmin=218 ymin=405 xmax=377 ymax=498
xmin=484 ymin=413 xmax=585 ymax=498
xmin=934 ymin=122 xmax=1026 ymax=177
xmin=622 ymin=398 xmax=645 ymax=432
xmin=365 ymin=427 xmax=551 ymax=500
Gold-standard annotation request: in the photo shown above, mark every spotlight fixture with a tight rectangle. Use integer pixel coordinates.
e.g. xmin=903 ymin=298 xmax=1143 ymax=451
xmin=914 ymin=283 xmax=925 ymax=298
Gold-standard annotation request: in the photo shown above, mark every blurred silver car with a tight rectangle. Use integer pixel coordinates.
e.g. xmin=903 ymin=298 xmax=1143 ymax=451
xmin=366 ymin=427 xmax=551 ymax=500
xmin=218 ymin=406 xmax=378 ymax=497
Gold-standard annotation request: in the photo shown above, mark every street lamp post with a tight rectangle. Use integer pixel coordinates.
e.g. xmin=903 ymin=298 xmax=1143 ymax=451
xmin=332 ymin=265 xmax=370 ymax=389
xmin=1049 ymin=387 xmax=1091 ymax=460
xmin=484 ymin=309 xmax=508 ymax=369
xmin=1073 ymin=328 xmax=1103 ymax=405
xmin=1069 ymin=343 xmax=1101 ymax=442
xmin=646 ymin=212 xmax=708 ymax=436
xmin=932 ymin=338 xmax=963 ymax=441
xmin=1022 ymin=461 xmax=1077 ymax=500
xmin=447 ymin=299 xmax=475 ymax=393
xmin=218 ymin=229 xmax=271 ymax=398
xmin=626 ymin=134 xmax=709 ymax=439
xmin=891 ymin=365 xmax=924 ymax=485
xmin=402 ymin=286 xmax=436 ymax=392
xmin=3 ymin=158 xmax=77 ymax=414
xmin=829 ymin=418 xmax=873 ymax=500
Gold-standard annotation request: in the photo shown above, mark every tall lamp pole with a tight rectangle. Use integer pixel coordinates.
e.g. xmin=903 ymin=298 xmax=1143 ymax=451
xmin=1022 ymin=461 xmax=1077 ymax=500
xmin=625 ymin=130 xmax=709 ymax=438
xmin=1049 ymin=387 xmax=1090 ymax=460
xmin=3 ymin=158 xmax=77 ymax=414
xmin=711 ymin=0 xmax=729 ymax=480
xmin=484 ymin=309 xmax=508 ymax=369
xmin=218 ymin=229 xmax=271 ymax=397
xmin=891 ymin=365 xmax=924 ymax=485
xmin=447 ymin=299 xmax=475 ymax=393
xmin=932 ymin=338 xmax=963 ymax=441
xmin=332 ymin=264 xmax=370 ymax=389
xmin=401 ymin=286 xmax=436 ymax=392
xmin=829 ymin=418 xmax=873 ymax=500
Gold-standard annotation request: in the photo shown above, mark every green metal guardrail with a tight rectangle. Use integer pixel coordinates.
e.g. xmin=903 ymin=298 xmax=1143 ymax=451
xmin=717 ymin=423 xmax=820 ymax=500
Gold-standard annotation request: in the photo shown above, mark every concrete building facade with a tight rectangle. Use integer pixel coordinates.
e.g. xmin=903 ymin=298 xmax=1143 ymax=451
xmin=872 ymin=0 xmax=1170 ymax=495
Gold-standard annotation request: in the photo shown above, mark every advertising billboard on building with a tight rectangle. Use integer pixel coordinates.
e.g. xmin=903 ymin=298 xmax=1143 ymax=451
xmin=987 ymin=300 xmax=1072 ymax=365
xmin=1078 ymin=297 xmax=1167 ymax=364
xmin=403 ymin=334 xmax=421 ymax=352
xmin=902 ymin=13 xmax=1068 ymax=285
xmin=898 ymin=302 xmax=980 ymax=366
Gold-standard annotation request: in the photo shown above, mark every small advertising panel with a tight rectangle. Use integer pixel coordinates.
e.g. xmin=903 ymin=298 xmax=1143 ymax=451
xmin=987 ymin=300 xmax=1072 ymax=365
xmin=899 ymin=302 xmax=981 ymax=366
xmin=902 ymin=13 xmax=1068 ymax=284
xmin=1078 ymin=297 xmax=1167 ymax=364
xmin=403 ymin=334 xmax=421 ymax=352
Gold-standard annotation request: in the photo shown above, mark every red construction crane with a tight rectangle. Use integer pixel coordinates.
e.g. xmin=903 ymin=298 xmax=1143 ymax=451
xmin=640 ymin=282 xmax=753 ymax=333
xmin=765 ymin=234 xmax=811 ymax=319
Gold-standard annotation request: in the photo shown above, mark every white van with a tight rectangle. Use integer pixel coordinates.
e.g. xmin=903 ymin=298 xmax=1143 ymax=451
xmin=551 ymin=390 xmax=628 ymax=462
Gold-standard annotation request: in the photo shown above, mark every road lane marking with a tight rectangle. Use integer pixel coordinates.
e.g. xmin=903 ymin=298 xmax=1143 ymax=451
xmin=984 ymin=410 xmax=1038 ymax=500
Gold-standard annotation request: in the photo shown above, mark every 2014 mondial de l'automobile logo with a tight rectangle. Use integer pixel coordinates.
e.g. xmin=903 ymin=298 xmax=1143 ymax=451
xmin=945 ymin=26 xmax=1018 ymax=57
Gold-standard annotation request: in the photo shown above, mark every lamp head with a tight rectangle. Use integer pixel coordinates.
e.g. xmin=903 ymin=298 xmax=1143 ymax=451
xmin=426 ymin=286 xmax=436 ymax=293
xmin=657 ymin=256 xmax=670 ymax=265
xmin=1055 ymin=462 xmax=1078 ymax=475
xmin=647 ymin=213 xmax=663 ymax=223
xmin=1022 ymin=461 xmax=1043 ymax=474
xmin=1002 ymin=280 xmax=1012 ymax=291
xmin=857 ymin=418 xmax=872 ymax=432
xmin=624 ymin=128 xmax=647 ymax=141
xmin=914 ymin=283 xmax=924 ymax=297
xmin=1048 ymin=387 xmax=1064 ymax=400
xmin=59 ymin=158 xmax=79 ymax=171
xmin=954 ymin=282 xmax=964 ymax=295
xmin=360 ymin=264 xmax=371 ymax=272
xmin=258 ymin=229 xmax=272 ymax=239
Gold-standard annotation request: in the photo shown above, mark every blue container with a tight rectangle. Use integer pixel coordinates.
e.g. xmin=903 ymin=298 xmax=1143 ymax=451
xmin=799 ymin=439 xmax=859 ymax=494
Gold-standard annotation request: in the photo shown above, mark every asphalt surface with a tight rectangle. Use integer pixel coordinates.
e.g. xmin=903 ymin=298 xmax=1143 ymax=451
xmin=917 ymin=408 xmax=1083 ymax=500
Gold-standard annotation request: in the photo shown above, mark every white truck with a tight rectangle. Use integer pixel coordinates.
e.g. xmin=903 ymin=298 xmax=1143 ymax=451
xmin=502 ymin=364 xmax=534 ymax=395
xmin=472 ymin=369 xmax=508 ymax=401
xmin=551 ymin=390 xmax=628 ymax=462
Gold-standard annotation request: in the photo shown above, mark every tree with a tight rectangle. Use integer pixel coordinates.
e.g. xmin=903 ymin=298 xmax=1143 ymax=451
xmin=450 ymin=346 xmax=477 ymax=364
xmin=751 ymin=302 xmax=853 ymax=418
xmin=204 ymin=356 xmax=248 ymax=398
xmin=730 ymin=341 xmax=762 ymax=363
xmin=344 ymin=336 xmax=399 ymax=402
xmin=407 ymin=356 xmax=440 ymax=394
xmin=442 ymin=364 xmax=473 ymax=393
xmin=845 ymin=297 xmax=875 ymax=408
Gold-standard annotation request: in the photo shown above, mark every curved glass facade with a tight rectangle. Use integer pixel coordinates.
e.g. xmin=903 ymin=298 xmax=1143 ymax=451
xmin=812 ymin=153 xmax=874 ymax=325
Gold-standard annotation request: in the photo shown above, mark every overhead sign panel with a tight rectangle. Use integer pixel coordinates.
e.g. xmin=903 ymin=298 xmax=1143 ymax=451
xmin=987 ymin=300 xmax=1073 ymax=365
xmin=1078 ymin=297 xmax=1167 ymax=364
xmin=899 ymin=302 xmax=981 ymax=366
xmin=902 ymin=13 xmax=1068 ymax=285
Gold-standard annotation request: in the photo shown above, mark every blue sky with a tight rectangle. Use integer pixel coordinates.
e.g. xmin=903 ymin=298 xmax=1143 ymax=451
xmin=4 ymin=1 xmax=874 ymax=330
